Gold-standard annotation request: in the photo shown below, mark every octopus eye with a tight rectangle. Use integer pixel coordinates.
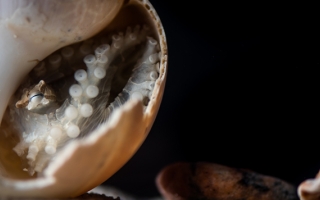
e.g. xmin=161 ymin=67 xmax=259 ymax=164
xmin=29 ymin=93 xmax=44 ymax=103
xmin=27 ymin=93 xmax=44 ymax=110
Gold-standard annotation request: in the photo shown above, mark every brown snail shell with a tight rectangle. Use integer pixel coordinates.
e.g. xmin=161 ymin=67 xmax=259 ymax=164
xmin=0 ymin=0 xmax=167 ymax=198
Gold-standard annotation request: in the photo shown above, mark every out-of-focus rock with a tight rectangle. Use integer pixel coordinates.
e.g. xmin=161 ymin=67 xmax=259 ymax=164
xmin=156 ymin=162 xmax=299 ymax=200
xmin=298 ymin=170 xmax=320 ymax=200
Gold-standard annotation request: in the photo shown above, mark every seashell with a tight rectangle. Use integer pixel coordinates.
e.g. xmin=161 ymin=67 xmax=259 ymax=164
xmin=0 ymin=0 xmax=167 ymax=198
xmin=298 ymin=171 xmax=320 ymax=200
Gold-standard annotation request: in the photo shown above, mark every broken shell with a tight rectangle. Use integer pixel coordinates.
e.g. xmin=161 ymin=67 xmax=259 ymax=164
xmin=0 ymin=0 xmax=167 ymax=198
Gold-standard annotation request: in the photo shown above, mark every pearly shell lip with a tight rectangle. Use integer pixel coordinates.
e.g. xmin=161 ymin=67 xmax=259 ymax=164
xmin=0 ymin=0 xmax=167 ymax=198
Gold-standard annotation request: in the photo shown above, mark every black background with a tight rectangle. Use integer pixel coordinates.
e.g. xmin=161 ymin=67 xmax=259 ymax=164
xmin=104 ymin=1 xmax=320 ymax=198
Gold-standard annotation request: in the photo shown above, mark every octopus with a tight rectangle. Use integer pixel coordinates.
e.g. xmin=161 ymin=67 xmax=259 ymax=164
xmin=9 ymin=24 xmax=161 ymax=175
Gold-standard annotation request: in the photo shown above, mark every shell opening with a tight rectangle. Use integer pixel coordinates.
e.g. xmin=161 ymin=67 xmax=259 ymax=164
xmin=1 ymin=23 xmax=161 ymax=177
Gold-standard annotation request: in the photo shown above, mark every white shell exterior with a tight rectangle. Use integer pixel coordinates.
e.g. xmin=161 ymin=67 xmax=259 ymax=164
xmin=0 ymin=0 xmax=167 ymax=198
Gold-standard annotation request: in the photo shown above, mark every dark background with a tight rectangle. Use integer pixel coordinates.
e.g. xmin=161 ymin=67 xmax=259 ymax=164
xmin=104 ymin=1 xmax=320 ymax=198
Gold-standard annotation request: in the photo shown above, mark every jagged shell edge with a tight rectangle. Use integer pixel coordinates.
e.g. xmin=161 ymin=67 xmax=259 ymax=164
xmin=0 ymin=99 xmax=145 ymax=198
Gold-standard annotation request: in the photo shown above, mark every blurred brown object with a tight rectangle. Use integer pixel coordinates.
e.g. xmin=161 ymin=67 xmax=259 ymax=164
xmin=156 ymin=162 xmax=299 ymax=200
xmin=75 ymin=193 xmax=120 ymax=200
xmin=3 ymin=193 xmax=120 ymax=200
xmin=298 ymin=170 xmax=320 ymax=200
